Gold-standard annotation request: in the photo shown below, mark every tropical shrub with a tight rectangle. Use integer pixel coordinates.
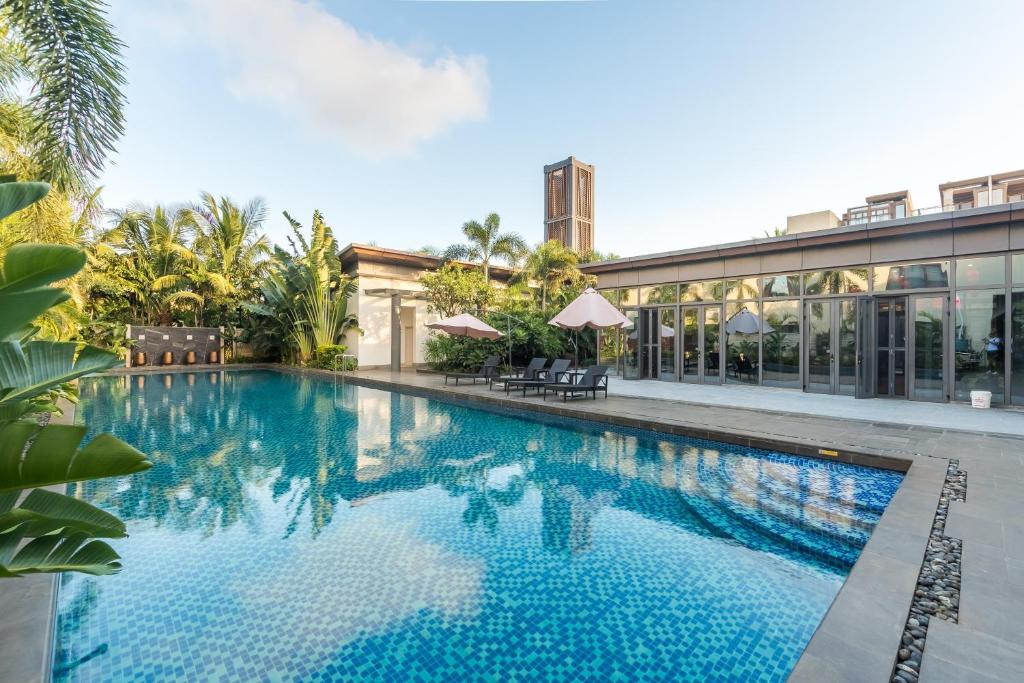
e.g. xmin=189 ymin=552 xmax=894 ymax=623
xmin=307 ymin=344 xmax=357 ymax=371
xmin=0 ymin=182 xmax=151 ymax=577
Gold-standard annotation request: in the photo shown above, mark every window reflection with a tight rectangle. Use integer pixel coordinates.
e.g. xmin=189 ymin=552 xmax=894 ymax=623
xmin=725 ymin=303 xmax=760 ymax=385
xmin=954 ymin=289 xmax=1005 ymax=402
xmin=803 ymin=269 xmax=868 ymax=295
xmin=873 ymin=261 xmax=949 ymax=291
xmin=726 ymin=278 xmax=759 ymax=300
xmin=639 ymin=284 xmax=678 ymax=305
xmin=762 ymin=300 xmax=800 ymax=388
xmin=1012 ymin=290 xmax=1024 ymax=406
xmin=956 ymin=256 xmax=1005 ymax=288
xmin=762 ymin=274 xmax=800 ymax=298
xmin=680 ymin=280 xmax=725 ymax=302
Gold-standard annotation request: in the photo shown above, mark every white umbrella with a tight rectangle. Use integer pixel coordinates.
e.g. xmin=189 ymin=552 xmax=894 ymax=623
xmin=549 ymin=287 xmax=633 ymax=368
xmin=725 ymin=308 xmax=774 ymax=335
xmin=548 ymin=288 xmax=633 ymax=331
xmin=426 ymin=313 xmax=504 ymax=340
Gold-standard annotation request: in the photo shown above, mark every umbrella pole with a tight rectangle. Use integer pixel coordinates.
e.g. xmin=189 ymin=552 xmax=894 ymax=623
xmin=507 ymin=316 xmax=512 ymax=371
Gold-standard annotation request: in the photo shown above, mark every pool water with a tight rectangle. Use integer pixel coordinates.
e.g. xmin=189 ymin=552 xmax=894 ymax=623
xmin=54 ymin=370 xmax=903 ymax=682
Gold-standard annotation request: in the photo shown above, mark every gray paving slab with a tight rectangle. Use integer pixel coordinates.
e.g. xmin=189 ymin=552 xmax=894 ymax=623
xmin=920 ymin=617 xmax=1024 ymax=682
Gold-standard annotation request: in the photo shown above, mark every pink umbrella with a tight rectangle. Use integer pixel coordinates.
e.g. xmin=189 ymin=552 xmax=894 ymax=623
xmin=548 ymin=288 xmax=633 ymax=331
xmin=548 ymin=287 xmax=632 ymax=368
xmin=426 ymin=313 xmax=504 ymax=340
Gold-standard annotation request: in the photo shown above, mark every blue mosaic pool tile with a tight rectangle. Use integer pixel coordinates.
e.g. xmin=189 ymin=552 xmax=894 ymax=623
xmin=52 ymin=370 xmax=903 ymax=682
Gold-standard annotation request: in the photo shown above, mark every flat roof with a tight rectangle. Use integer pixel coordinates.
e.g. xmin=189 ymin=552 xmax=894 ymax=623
xmin=579 ymin=201 xmax=1024 ymax=274
xmin=339 ymin=243 xmax=513 ymax=279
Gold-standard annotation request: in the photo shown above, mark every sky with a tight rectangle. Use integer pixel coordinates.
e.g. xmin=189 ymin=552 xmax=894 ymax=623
xmin=100 ymin=0 xmax=1024 ymax=258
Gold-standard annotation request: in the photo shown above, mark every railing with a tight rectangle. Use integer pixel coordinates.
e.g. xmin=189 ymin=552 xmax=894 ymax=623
xmin=333 ymin=353 xmax=357 ymax=386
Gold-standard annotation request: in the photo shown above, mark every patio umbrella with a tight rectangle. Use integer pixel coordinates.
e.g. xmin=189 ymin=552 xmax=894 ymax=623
xmin=426 ymin=313 xmax=510 ymax=370
xmin=548 ymin=288 xmax=633 ymax=331
xmin=725 ymin=307 xmax=774 ymax=335
xmin=548 ymin=287 xmax=633 ymax=367
xmin=426 ymin=313 xmax=504 ymax=340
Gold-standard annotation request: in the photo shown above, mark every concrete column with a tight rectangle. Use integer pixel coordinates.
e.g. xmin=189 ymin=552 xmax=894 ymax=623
xmin=391 ymin=294 xmax=402 ymax=371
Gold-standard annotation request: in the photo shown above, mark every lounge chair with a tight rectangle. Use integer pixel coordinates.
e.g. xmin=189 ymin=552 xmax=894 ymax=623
xmin=543 ymin=365 xmax=609 ymax=401
xmin=444 ymin=355 xmax=501 ymax=385
xmin=490 ymin=357 xmax=547 ymax=390
xmin=504 ymin=359 xmax=571 ymax=396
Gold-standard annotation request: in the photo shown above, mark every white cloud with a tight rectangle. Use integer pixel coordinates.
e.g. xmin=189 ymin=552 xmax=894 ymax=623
xmin=188 ymin=0 xmax=490 ymax=157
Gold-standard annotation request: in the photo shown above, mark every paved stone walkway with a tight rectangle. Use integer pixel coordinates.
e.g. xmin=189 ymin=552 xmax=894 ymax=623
xmin=606 ymin=377 xmax=1024 ymax=437
xmin=343 ymin=369 xmax=1024 ymax=683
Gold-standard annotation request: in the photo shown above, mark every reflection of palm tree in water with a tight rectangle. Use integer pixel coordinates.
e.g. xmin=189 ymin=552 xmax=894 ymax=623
xmin=78 ymin=373 xmax=271 ymax=536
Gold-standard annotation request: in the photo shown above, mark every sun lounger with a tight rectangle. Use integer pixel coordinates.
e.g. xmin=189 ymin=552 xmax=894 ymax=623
xmin=444 ymin=355 xmax=501 ymax=385
xmin=504 ymin=359 xmax=571 ymax=396
xmin=490 ymin=357 xmax=547 ymax=390
xmin=543 ymin=365 xmax=609 ymax=401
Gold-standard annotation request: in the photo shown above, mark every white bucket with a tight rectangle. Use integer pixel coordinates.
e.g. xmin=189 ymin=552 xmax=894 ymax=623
xmin=970 ymin=390 xmax=992 ymax=409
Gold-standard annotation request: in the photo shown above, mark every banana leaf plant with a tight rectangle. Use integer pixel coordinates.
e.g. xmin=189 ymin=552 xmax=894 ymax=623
xmin=0 ymin=182 xmax=151 ymax=577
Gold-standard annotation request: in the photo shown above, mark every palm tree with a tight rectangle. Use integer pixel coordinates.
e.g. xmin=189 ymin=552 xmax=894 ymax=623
xmin=443 ymin=212 xmax=526 ymax=282
xmin=185 ymin=194 xmax=271 ymax=332
xmin=187 ymin=193 xmax=271 ymax=297
xmin=103 ymin=204 xmax=194 ymax=324
xmin=521 ymin=240 xmax=582 ymax=310
xmin=2 ymin=0 xmax=127 ymax=190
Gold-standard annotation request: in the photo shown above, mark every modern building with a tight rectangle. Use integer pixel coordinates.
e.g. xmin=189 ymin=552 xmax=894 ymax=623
xmin=339 ymin=244 xmax=511 ymax=370
xmin=544 ymin=156 xmax=595 ymax=254
xmin=581 ymin=169 xmax=1024 ymax=406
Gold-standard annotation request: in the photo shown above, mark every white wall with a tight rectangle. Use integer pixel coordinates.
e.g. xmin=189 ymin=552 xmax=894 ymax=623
xmin=347 ymin=274 xmax=440 ymax=368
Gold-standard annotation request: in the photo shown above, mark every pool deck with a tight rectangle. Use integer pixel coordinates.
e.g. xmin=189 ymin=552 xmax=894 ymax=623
xmin=334 ymin=367 xmax=1024 ymax=683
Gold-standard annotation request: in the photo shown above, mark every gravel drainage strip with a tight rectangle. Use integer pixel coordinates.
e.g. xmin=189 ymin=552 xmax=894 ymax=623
xmin=890 ymin=459 xmax=967 ymax=683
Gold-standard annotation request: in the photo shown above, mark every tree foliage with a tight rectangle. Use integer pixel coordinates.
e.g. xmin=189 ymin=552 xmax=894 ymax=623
xmin=2 ymin=0 xmax=127 ymax=190
xmin=0 ymin=182 xmax=151 ymax=578
xmin=419 ymin=262 xmax=494 ymax=318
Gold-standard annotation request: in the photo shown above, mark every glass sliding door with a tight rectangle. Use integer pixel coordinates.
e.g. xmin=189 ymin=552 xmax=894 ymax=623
xmin=875 ymin=297 xmax=908 ymax=398
xmin=805 ymin=301 xmax=832 ymax=393
xmin=1013 ymin=290 xmax=1024 ymax=406
xmin=805 ymin=298 xmax=858 ymax=394
xmin=954 ymin=290 xmax=1005 ymax=402
xmin=703 ymin=306 xmax=722 ymax=384
xmin=725 ymin=303 xmax=760 ymax=385
xmin=681 ymin=307 xmax=699 ymax=383
xmin=912 ymin=295 xmax=946 ymax=401
xmin=659 ymin=308 xmax=676 ymax=381
xmin=622 ymin=310 xmax=640 ymax=379
xmin=762 ymin=300 xmax=800 ymax=388
xmin=837 ymin=299 xmax=858 ymax=396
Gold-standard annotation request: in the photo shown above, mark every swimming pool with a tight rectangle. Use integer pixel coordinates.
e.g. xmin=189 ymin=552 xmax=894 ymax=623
xmin=54 ymin=370 xmax=903 ymax=681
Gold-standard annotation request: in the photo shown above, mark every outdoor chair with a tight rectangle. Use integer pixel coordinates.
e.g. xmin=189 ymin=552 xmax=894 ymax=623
xmin=504 ymin=359 xmax=571 ymax=396
xmin=490 ymin=357 xmax=547 ymax=391
xmin=444 ymin=355 xmax=501 ymax=385
xmin=543 ymin=365 xmax=609 ymax=401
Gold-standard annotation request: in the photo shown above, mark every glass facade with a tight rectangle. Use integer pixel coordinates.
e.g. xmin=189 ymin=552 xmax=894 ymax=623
xmin=726 ymin=278 xmax=760 ymax=300
xmin=873 ymin=261 xmax=949 ymax=291
xmin=761 ymin=300 xmax=800 ymax=388
xmin=956 ymin=256 xmax=1005 ymax=288
xmin=725 ymin=303 xmax=759 ymax=385
xmin=607 ymin=251 xmax=1023 ymax=404
xmin=762 ymin=274 xmax=800 ymax=298
xmin=639 ymin=284 xmax=678 ymax=305
xmin=680 ymin=280 xmax=724 ymax=302
xmin=1013 ymin=290 xmax=1024 ymax=406
xmin=954 ymin=289 xmax=1005 ymax=402
xmin=913 ymin=296 xmax=945 ymax=401
xmin=803 ymin=269 xmax=868 ymax=295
